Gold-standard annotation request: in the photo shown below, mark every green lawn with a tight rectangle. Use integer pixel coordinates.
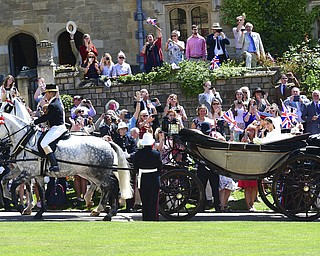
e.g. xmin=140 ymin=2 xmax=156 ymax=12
xmin=1 ymin=222 xmax=320 ymax=256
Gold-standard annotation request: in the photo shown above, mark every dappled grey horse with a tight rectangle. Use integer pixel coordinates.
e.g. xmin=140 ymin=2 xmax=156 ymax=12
xmin=0 ymin=112 xmax=132 ymax=220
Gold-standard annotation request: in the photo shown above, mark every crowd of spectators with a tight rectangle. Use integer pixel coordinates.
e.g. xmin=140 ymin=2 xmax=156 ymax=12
xmin=2 ymin=15 xmax=320 ymax=220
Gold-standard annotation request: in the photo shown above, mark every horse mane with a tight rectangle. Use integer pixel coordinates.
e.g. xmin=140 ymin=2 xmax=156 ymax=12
xmin=12 ymin=98 xmax=32 ymax=123
xmin=2 ymin=111 xmax=29 ymax=127
xmin=109 ymin=141 xmax=133 ymax=199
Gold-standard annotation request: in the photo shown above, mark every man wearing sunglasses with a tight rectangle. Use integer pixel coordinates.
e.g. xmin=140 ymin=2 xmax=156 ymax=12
xmin=232 ymin=15 xmax=245 ymax=62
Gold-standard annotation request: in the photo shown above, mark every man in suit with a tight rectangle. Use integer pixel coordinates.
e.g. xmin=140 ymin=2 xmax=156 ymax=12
xmin=133 ymin=132 xmax=162 ymax=221
xmin=34 ymin=84 xmax=67 ymax=172
xmin=206 ymin=23 xmax=230 ymax=64
xmin=238 ymin=22 xmax=265 ymax=68
xmin=302 ymin=90 xmax=320 ymax=134
xmin=274 ymin=74 xmax=297 ymax=107
xmin=283 ymin=87 xmax=310 ymax=123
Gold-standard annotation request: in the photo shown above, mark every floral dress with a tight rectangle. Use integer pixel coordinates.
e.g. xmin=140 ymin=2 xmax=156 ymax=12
xmin=167 ymin=41 xmax=185 ymax=65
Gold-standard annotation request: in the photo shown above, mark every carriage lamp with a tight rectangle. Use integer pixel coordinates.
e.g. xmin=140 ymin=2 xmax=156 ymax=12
xmin=168 ymin=119 xmax=180 ymax=135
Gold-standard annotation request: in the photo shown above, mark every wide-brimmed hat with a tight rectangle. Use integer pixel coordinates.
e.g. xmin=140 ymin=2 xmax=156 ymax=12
xmin=45 ymin=84 xmax=58 ymax=92
xmin=73 ymin=95 xmax=83 ymax=100
xmin=211 ymin=23 xmax=222 ymax=30
xmin=117 ymin=121 xmax=128 ymax=131
xmin=105 ymin=100 xmax=119 ymax=111
xmin=140 ymin=132 xmax=155 ymax=146
xmin=253 ymin=87 xmax=265 ymax=96
xmin=200 ymin=122 xmax=212 ymax=135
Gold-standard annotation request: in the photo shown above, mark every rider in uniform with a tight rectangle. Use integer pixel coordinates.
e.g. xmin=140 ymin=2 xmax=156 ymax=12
xmin=133 ymin=132 xmax=162 ymax=221
xmin=34 ymin=84 xmax=67 ymax=172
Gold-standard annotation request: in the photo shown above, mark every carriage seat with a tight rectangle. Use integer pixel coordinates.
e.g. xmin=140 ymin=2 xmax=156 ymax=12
xmin=177 ymin=129 xmax=308 ymax=153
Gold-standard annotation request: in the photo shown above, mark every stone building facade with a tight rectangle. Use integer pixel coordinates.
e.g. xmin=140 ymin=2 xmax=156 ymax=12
xmin=0 ymin=0 xmax=314 ymax=115
xmin=0 ymin=0 xmax=222 ymax=78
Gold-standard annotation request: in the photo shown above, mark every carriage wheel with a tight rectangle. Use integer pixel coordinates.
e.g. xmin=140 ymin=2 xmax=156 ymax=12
xmin=159 ymin=169 xmax=205 ymax=221
xmin=258 ymin=176 xmax=279 ymax=212
xmin=272 ymin=154 xmax=320 ymax=221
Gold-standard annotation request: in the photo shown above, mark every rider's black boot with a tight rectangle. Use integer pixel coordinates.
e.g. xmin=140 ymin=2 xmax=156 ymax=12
xmin=47 ymin=152 xmax=59 ymax=172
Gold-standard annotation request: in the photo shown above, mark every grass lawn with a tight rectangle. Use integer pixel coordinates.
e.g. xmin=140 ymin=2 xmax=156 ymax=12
xmin=1 ymin=221 xmax=320 ymax=256
xmin=1 ymin=182 xmax=319 ymax=255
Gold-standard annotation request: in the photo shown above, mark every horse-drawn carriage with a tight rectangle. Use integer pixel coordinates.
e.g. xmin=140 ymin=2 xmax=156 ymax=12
xmin=158 ymin=129 xmax=320 ymax=221
xmin=1 ymin=98 xmax=320 ymax=221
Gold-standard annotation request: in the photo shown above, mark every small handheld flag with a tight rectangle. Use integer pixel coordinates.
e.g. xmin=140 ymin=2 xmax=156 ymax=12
xmin=146 ymin=17 xmax=157 ymax=26
xmin=210 ymin=55 xmax=220 ymax=70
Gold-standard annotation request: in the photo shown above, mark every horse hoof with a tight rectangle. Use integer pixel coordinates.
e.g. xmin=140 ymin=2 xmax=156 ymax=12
xmin=17 ymin=205 xmax=25 ymax=214
xmin=22 ymin=209 xmax=32 ymax=215
xmin=90 ymin=211 xmax=100 ymax=217
xmin=86 ymin=201 xmax=94 ymax=209
xmin=102 ymin=215 xmax=112 ymax=221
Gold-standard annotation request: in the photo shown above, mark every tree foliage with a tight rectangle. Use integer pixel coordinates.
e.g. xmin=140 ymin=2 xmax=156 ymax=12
xmin=221 ymin=0 xmax=320 ymax=57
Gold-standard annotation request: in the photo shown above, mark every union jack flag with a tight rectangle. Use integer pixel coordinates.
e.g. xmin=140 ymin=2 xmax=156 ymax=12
xmin=146 ymin=17 xmax=157 ymax=26
xmin=222 ymin=109 xmax=244 ymax=132
xmin=210 ymin=55 xmax=220 ymax=70
xmin=281 ymin=102 xmax=298 ymax=128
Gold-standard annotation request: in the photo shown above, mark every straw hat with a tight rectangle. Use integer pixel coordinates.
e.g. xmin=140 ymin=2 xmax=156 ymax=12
xmin=211 ymin=23 xmax=222 ymax=30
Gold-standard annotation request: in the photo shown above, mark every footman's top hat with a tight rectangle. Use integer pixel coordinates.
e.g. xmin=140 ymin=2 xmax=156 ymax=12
xmin=45 ymin=84 xmax=58 ymax=92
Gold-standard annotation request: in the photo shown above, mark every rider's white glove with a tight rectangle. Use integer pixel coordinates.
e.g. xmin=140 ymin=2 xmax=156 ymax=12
xmin=123 ymin=151 xmax=130 ymax=159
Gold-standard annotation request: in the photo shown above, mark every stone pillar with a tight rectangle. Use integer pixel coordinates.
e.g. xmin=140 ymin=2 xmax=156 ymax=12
xmin=36 ymin=40 xmax=56 ymax=84
xmin=15 ymin=77 xmax=30 ymax=107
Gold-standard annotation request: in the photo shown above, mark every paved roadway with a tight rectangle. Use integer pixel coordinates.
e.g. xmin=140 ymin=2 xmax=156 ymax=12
xmin=0 ymin=210 xmax=306 ymax=222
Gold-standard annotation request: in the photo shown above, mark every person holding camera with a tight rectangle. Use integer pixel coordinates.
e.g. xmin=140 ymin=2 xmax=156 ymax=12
xmin=0 ymin=75 xmax=18 ymax=104
xmin=79 ymin=34 xmax=98 ymax=65
xmin=199 ymin=81 xmax=223 ymax=117
xmin=229 ymin=90 xmax=247 ymax=142
xmin=70 ymin=96 xmax=96 ymax=120
xmin=238 ymin=22 xmax=265 ymax=68
xmin=232 ymin=15 xmax=246 ymax=62
xmin=164 ymin=94 xmax=187 ymax=128
xmin=284 ymin=87 xmax=310 ymax=123
xmin=83 ymin=52 xmax=100 ymax=82
xmin=100 ymin=52 xmax=114 ymax=77
xmin=206 ymin=23 xmax=230 ymax=64
xmin=274 ymin=73 xmax=299 ymax=107
xmin=165 ymin=30 xmax=185 ymax=65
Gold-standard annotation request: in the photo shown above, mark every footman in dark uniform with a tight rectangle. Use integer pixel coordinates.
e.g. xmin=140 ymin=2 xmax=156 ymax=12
xmin=133 ymin=132 xmax=162 ymax=221
xmin=34 ymin=84 xmax=67 ymax=172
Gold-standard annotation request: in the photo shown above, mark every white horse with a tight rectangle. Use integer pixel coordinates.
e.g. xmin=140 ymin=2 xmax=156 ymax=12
xmin=0 ymin=98 xmax=34 ymax=214
xmin=0 ymin=112 xmax=132 ymax=220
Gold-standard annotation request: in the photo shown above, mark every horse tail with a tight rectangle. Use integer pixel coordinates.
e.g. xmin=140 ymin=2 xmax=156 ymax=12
xmin=109 ymin=141 xmax=133 ymax=199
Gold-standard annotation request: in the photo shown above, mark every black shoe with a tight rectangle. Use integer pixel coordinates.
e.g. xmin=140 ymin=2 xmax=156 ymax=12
xmin=122 ymin=208 xmax=135 ymax=213
xmin=49 ymin=165 xmax=59 ymax=172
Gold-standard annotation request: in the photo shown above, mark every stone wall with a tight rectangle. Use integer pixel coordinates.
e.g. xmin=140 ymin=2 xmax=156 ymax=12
xmin=56 ymin=68 xmax=281 ymax=128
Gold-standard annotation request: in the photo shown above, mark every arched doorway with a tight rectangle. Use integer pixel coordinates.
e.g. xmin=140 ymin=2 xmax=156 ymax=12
xmin=58 ymin=31 xmax=84 ymax=66
xmin=8 ymin=33 xmax=38 ymax=77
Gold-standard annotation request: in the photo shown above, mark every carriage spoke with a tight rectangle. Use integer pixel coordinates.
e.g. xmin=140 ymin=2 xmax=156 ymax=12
xmin=159 ymin=169 xmax=204 ymax=220
xmin=273 ymin=154 xmax=320 ymax=221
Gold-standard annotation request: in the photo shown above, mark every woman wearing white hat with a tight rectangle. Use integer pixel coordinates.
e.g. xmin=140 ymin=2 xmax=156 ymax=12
xmin=113 ymin=121 xmax=138 ymax=212
xmin=133 ymin=132 xmax=162 ymax=221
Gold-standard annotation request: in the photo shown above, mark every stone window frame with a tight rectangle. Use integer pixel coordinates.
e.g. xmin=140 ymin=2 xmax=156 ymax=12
xmin=166 ymin=2 xmax=210 ymax=42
